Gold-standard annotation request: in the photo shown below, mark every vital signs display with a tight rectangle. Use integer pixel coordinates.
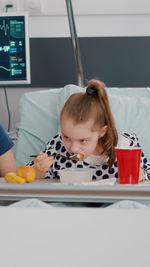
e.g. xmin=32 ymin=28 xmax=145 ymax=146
xmin=0 ymin=12 xmax=31 ymax=85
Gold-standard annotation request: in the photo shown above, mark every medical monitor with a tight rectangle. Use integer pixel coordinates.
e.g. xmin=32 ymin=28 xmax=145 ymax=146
xmin=0 ymin=12 xmax=31 ymax=85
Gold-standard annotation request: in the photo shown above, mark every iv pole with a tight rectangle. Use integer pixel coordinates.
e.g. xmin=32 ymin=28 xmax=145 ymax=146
xmin=65 ymin=0 xmax=84 ymax=87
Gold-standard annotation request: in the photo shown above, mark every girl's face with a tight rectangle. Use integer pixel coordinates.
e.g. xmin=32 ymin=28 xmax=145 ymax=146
xmin=60 ymin=116 xmax=107 ymax=158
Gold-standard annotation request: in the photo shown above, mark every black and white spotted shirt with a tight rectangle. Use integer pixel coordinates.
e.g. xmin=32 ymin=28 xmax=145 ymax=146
xmin=28 ymin=132 xmax=150 ymax=180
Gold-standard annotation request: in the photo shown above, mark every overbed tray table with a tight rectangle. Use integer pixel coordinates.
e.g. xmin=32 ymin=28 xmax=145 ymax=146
xmin=0 ymin=178 xmax=150 ymax=203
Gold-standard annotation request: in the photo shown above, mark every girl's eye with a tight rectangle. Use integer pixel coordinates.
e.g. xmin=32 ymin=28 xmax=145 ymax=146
xmin=80 ymin=140 xmax=87 ymax=144
xmin=63 ymin=135 xmax=70 ymax=141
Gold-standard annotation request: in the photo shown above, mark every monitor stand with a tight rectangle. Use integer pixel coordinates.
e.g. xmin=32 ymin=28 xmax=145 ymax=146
xmin=65 ymin=0 xmax=84 ymax=87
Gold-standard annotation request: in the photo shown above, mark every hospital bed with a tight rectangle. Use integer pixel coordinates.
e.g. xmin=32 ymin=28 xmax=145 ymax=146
xmin=1 ymin=81 xmax=150 ymax=267
xmin=1 ymin=84 xmax=150 ymax=204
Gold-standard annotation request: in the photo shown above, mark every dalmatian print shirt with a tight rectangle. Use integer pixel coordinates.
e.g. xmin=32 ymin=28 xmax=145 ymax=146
xmin=28 ymin=132 xmax=150 ymax=180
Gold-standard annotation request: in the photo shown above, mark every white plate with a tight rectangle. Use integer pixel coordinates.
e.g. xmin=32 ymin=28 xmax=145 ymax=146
xmin=81 ymin=178 xmax=117 ymax=186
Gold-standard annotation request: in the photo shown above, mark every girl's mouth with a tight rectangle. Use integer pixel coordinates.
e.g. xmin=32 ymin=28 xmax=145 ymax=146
xmin=69 ymin=153 xmax=85 ymax=161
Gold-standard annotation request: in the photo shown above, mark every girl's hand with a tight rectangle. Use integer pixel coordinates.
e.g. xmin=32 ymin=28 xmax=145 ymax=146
xmin=139 ymin=168 xmax=146 ymax=182
xmin=34 ymin=152 xmax=54 ymax=173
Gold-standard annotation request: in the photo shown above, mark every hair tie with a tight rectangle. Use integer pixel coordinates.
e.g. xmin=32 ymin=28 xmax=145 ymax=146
xmin=86 ymin=87 xmax=98 ymax=96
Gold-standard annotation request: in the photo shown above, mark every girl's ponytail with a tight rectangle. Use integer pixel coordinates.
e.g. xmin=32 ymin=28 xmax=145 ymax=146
xmin=87 ymin=79 xmax=118 ymax=169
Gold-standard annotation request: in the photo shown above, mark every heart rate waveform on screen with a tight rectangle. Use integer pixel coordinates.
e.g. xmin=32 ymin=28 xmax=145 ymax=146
xmin=0 ymin=20 xmax=9 ymax=36
xmin=0 ymin=66 xmax=10 ymax=72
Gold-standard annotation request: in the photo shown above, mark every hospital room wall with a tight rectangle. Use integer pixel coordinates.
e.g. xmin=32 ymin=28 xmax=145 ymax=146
xmin=1 ymin=0 xmax=150 ymax=131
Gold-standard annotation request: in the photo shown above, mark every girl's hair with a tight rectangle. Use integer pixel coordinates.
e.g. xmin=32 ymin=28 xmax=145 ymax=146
xmin=60 ymin=79 xmax=118 ymax=169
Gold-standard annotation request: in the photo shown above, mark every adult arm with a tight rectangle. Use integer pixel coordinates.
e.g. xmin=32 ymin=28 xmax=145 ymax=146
xmin=0 ymin=149 xmax=17 ymax=177
xmin=0 ymin=125 xmax=17 ymax=176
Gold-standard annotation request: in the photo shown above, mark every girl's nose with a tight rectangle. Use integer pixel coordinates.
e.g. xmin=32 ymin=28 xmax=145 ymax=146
xmin=69 ymin=142 xmax=79 ymax=153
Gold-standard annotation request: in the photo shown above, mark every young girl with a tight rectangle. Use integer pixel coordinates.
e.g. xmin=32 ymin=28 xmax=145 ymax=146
xmin=30 ymin=79 xmax=150 ymax=181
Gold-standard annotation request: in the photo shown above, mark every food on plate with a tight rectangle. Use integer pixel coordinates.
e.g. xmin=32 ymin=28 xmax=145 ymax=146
xmin=5 ymin=172 xmax=26 ymax=183
xmin=5 ymin=166 xmax=36 ymax=183
xmin=16 ymin=166 xmax=36 ymax=182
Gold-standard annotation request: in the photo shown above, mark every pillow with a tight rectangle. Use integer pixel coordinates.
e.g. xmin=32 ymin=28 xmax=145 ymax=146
xmin=108 ymin=93 xmax=150 ymax=160
xmin=106 ymin=87 xmax=150 ymax=97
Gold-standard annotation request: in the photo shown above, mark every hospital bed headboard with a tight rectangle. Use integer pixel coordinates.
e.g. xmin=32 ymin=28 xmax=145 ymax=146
xmin=28 ymin=37 xmax=150 ymax=88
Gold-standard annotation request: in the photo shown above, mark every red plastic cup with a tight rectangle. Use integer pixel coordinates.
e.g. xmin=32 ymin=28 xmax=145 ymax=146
xmin=115 ymin=147 xmax=141 ymax=184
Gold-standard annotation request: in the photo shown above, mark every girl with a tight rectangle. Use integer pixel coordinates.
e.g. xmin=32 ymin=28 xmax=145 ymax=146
xmin=30 ymin=79 xmax=150 ymax=181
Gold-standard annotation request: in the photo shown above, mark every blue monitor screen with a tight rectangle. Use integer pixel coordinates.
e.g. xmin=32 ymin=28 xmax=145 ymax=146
xmin=0 ymin=12 xmax=30 ymax=85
